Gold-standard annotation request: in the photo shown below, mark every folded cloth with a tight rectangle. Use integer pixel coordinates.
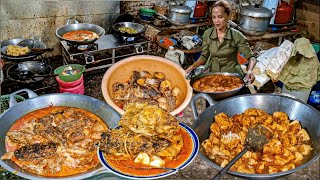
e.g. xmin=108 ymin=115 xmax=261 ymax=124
xmin=251 ymin=41 xmax=293 ymax=90
xmin=265 ymin=40 xmax=293 ymax=80
xmin=278 ymin=37 xmax=320 ymax=91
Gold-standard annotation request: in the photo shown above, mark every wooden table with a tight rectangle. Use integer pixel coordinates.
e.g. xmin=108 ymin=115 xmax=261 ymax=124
xmin=138 ymin=18 xmax=212 ymax=34
xmin=244 ymin=27 xmax=306 ymax=45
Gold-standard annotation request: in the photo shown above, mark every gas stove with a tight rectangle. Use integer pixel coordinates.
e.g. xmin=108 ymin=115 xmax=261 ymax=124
xmin=60 ymin=34 xmax=151 ymax=72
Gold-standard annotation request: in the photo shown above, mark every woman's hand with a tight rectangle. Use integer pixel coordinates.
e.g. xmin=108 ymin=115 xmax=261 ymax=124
xmin=244 ymin=70 xmax=255 ymax=84
xmin=185 ymin=65 xmax=195 ymax=74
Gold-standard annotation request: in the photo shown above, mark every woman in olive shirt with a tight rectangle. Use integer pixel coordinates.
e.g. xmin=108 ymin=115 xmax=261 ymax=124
xmin=186 ymin=0 xmax=256 ymax=83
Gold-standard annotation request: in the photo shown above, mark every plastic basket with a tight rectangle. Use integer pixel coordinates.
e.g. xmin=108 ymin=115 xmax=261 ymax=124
xmin=0 ymin=94 xmax=25 ymax=114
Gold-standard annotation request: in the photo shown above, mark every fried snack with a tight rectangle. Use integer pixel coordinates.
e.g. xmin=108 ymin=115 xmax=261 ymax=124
xmin=202 ymin=108 xmax=312 ymax=174
xmin=6 ymin=45 xmax=30 ymax=56
xmin=192 ymin=75 xmax=243 ymax=92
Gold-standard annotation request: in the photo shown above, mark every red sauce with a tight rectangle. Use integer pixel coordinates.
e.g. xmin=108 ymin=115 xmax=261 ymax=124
xmin=5 ymin=106 xmax=108 ymax=177
xmin=62 ymin=30 xmax=97 ymax=41
xmin=105 ymin=128 xmax=194 ymax=176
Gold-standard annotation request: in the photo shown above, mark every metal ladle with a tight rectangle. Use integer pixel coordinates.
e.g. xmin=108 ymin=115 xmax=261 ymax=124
xmin=212 ymin=124 xmax=273 ymax=180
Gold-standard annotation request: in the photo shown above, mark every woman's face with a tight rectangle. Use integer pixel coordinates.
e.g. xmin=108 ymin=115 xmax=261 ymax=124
xmin=212 ymin=6 xmax=229 ymax=31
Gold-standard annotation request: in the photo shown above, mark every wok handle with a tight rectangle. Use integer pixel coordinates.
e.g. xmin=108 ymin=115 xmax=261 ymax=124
xmin=66 ymin=19 xmax=79 ymax=25
xmin=9 ymin=89 xmax=38 ymax=108
xmin=191 ymin=93 xmax=216 ymax=120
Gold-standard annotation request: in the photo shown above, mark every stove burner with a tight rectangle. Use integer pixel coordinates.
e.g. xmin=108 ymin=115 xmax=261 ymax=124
xmin=66 ymin=42 xmax=98 ymax=52
xmin=122 ymin=36 xmax=135 ymax=42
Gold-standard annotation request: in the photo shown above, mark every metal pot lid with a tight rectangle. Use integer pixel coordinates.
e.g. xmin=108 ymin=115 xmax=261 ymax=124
xmin=170 ymin=5 xmax=192 ymax=14
xmin=240 ymin=5 xmax=273 ymax=18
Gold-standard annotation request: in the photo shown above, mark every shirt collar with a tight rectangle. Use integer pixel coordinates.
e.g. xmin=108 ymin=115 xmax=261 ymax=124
xmin=210 ymin=26 xmax=232 ymax=40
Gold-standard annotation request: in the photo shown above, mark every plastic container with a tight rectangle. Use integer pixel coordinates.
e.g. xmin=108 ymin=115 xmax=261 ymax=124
xmin=193 ymin=1 xmax=207 ymax=18
xmin=308 ymin=81 xmax=320 ymax=110
xmin=54 ymin=64 xmax=85 ymax=82
xmin=56 ymin=74 xmax=84 ymax=94
xmin=165 ymin=46 xmax=185 ymax=66
xmin=263 ymin=0 xmax=279 ymax=24
xmin=140 ymin=8 xmax=156 ymax=16
xmin=139 ymin=13 xmax=153 ymax=21
xmin=274 ymin=1 xmax=293 ymax=24
xmin=184 ymin=0 xmax=196 ymax=18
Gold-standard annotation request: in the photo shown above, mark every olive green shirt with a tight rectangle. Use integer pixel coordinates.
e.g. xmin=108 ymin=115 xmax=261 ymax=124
xmin=200 ymin=27 xmax=255 ymax=76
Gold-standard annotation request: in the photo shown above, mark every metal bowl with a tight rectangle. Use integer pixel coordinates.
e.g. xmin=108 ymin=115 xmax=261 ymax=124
xmin=190 ymin=72 xmax=244 ymax=100
xmin=191 ymin=93 xmax=320 ymax=179
xmin=112 ymin=22 xmax=146 ymax=37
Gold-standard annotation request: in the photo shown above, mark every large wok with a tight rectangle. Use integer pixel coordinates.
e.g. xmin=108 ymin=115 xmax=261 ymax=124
xmin=112 ymin=22 xmax=146 ymax=38
xmin=7 ymin=61 xmax=52 ymax=83
xmin=191 ymin=93 xmax=320 ymax=179
xmin=56 ymin=20 xmax=105 ymax=45
xmin=0 ymin=89 xmax=121 ymax=180
xmin=190 ymin=72 xmax=244 ymax=100
xmin=0 ymin=38 xmax=47 ymax=61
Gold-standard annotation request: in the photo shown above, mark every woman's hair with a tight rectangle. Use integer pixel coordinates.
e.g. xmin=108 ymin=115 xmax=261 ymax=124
xmin=211 ymin=0 xmax=232 ymax=15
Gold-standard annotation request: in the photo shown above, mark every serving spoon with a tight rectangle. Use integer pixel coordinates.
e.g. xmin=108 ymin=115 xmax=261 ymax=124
xmin=212 ymin=124 xmax=272 ymax=180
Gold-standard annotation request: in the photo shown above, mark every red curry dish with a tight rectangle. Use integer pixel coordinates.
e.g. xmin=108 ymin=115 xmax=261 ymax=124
xmin=1 ymin=106 xmax=108 ymax=177
xmin=192 ymin=74 xmax=243 ymax=92
xmin=62 ymin=30 xmax=99 ymax=41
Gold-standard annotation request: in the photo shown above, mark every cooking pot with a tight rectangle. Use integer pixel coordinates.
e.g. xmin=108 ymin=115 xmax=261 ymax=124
xmin=191 ymin=93 xmax=320 ymax=179
xmin=56 ymin=20 xmax=105 ymax=45
xmin=237 ymin=4 xmax=273 ymax=36
xmin=190 ymin=72 xmax=244 ymax=100
xmin=0 ymin=38 xmax=47 ymax=62
xmin=0 ymin=89 xmax=121 ymax=180
xmin=156 ymin=5 xmax=192 ymax=26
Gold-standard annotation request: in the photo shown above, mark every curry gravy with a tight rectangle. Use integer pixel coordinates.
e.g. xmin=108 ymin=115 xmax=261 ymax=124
xmin=5 ymin=106 xmax=108 ymax=177
xmin=105 ymin=128 xmax=194 ymax=176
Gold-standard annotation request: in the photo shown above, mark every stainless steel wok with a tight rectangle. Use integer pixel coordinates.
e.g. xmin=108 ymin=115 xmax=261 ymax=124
xmin=191 ymin=93 xmax=320 ymax=179
xmin=190 ymin=72 xmax=244 ymax=100
xmin=0 ymin=89 xmax=121 ymax=180
xmin=112 ymin=22 xmax=146 ymax=38
xmin=0 ymin=38 xmax=46 ymax=61
xmin=56 ymin=20 xmax=105 ymax=45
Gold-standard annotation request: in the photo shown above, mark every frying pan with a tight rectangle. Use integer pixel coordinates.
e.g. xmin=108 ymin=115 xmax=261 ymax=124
xmin=0 ymin=39 xmax=47 ymax=61
xmin=6 ymin=61 xmax=52 ymax=83
xmin=112 ymin=22 xmax=146 ymax=37
xmin=56 ymin=20 xmax=105 ymax=45
xmin=1 ymin=46 xmax=53 ymax=58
